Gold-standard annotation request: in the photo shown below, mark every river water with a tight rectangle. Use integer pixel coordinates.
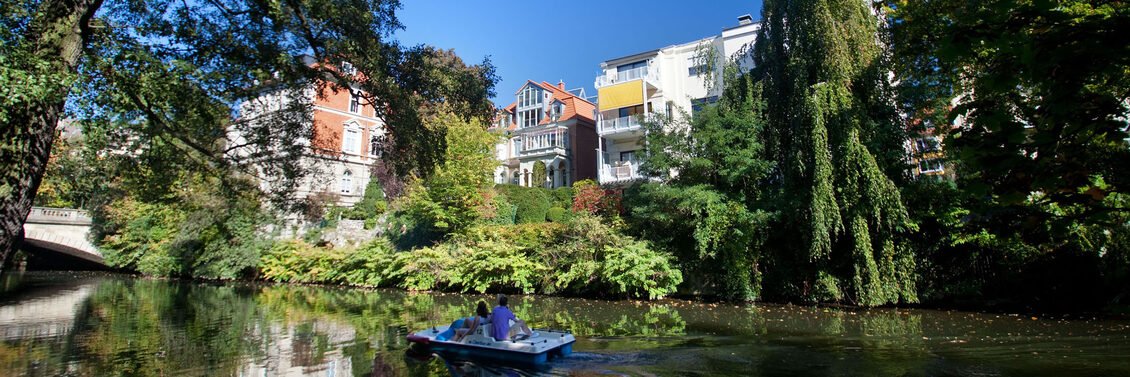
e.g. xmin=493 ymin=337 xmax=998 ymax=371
xmin=1 ymin=272 xmax=1128 ymax=376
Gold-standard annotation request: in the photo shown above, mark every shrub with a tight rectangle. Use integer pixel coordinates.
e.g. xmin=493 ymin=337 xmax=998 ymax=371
xmin=546 ymin=207 xmax=567 ymax=222
xmin=552 ymin=187 xmax=574 ymax=207
xmin=383 ymin=245 xmax=458 ymax=291
xmin=455 ymin=239 xmax=546 ymax=293
xmin=532 ymin=161 xmax=547 ymax=189
xmin=572 ymin=179 xmax=603 ymax=214
xmin=98 ymin=198 xmax=187 ymax=276
xmin=259 ymin=240 xmax=344 ymax=283
xmin=460 ymin=222 xmax=567 ymax=250
xmin=482 ymin=188 xmax=516 ymax=225
xmin=337 ymin=239 xmax=396 ymax=286
xmin=495 ymin=184 xmax=553 ymax=224
xmin=353 ymin=179 xmax=387 ymax=219
xmin=601 ymin=240 xmax=683 ymax=300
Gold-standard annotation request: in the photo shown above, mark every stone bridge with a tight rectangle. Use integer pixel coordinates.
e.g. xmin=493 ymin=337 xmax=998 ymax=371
xmin=21 ymin=207 xmax=104 ymax=266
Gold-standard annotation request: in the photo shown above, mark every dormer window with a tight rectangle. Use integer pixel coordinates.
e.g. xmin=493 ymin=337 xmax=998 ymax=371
xmin=518 ymin=86 xmax=542 ymax=109
xmin=551 ymin=102 xmax=563 ymax=120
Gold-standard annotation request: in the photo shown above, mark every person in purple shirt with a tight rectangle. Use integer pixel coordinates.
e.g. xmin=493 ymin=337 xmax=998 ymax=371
xmin=490 ymin=294 xmax=533 ymax=341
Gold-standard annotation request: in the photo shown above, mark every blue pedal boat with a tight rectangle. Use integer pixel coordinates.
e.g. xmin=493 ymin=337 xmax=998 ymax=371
xmin=407 ymin=323 xmax=575 ymax=365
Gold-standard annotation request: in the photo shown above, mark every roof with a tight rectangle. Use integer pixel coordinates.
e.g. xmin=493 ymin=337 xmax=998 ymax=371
xmin=489 ymin=80 xmax=595 ymax=131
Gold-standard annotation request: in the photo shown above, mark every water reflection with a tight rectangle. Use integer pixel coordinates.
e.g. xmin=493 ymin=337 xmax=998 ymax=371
xmin=1 ymin=272 xmax=1129 ymax=376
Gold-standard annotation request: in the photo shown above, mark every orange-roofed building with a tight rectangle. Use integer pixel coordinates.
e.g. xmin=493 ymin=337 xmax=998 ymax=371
xmin=489 ymin=80 xmax=599 ymax=188
xmin=235 ymin=57 xmax=384 ymax=213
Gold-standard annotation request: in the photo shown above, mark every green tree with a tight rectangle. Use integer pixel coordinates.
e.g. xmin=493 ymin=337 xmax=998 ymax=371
xmin=630 ymin=85 xmax=774 ymax=300
xmin=889 ymin=0 xmax=1130 ymax=310
xmin=751 ymin=0 xmax=915 ymax=305
xmin=889 ymin=0 xmax=1129 ymax=232
xmin=0 ymin=0 xmax=497 ymax=269
xmin=400 ymin=111 xmax=499 ymax=235
xmin=0 ymin=0 xmax=102 ymax=268
xmin=532 ymin=161 xmax=547 ymax=189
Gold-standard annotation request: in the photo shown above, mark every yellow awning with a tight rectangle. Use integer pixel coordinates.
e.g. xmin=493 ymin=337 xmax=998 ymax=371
xmin=597 ymin=81 xmax=643 ymax=111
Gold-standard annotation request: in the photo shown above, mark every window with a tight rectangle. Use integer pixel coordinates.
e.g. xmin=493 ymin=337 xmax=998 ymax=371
xmin=918 ymin=158 xmax=944 ymax=173
xmin=341 ymin=61 xmax=356 ymax=75
xmin=618 ymin=104 xmax=644 ymax=119
xmin=666 ymin=102 xmax=673 ymax=119
xmin=343 ymin=128 xmax=360 ymax=154
xmin=520 ymin=131 xmax=567 ymax=151
xmin=551 ymin=102 xmax=564 ymax=121
xmin=616 ymin=60 xmax=648 ymax=72
xmin=687 ymin=57 xmax=707 ymax=76
xmin=341 ymin=171 xmax=353 ymax=194
xmin=512 ymin=137 xmax=520 ymax=155
xmin=518 ymin=109 xmax=542 ymax=128
xmin=915 ymin=137 xmax=940 ymax=152
xmin=616 ymin=60 xmax=649 ymax=82
xmin=518 ymin=86 xmax=542 ymax=108
xmin=620 ymin=150 xmax=636 ymax=165
xmin=691 ymin=96 xmax=719 ymax=115
xmin=349 ymin=92 xmax=360 ymax=113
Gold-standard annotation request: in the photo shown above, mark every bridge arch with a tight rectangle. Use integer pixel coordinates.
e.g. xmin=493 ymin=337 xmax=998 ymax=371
xmin=20 ymin=207 xmax=104 ymax=268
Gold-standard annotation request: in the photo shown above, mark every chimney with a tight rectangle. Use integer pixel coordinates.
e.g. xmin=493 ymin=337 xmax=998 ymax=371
xmin=738 ymin=14 xmax=753 ymax=25
xmin=558 ymin=81 xmax=565 ymax=90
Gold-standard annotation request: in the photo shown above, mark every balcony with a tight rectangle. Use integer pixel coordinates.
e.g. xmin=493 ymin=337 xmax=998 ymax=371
xmin=517 ymin=130 xmax=569 ymax=157
xmin=599 ymin=162 xmax=649 ymax=184
xmin=598 ymin=115 xmax=644 ymax=137
xmin=594 ymin=66 xmax=660 ymax=89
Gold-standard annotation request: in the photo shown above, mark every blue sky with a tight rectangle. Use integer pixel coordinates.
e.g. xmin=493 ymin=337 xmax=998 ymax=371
xmin=394 ymin=1 xmax=762 ymax=104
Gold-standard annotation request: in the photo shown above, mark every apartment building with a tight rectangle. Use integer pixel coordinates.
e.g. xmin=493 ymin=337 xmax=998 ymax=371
xmin=235 ymin=57 xmax=384 ymax=210
xmin=490 ymin=80 xmax=599 ymax=188
xmin=593 ymin=15 xmax=759 ymax=185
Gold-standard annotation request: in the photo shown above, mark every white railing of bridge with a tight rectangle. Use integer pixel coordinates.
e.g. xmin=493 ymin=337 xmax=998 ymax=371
xmin=26 ymin=207 xmax=92 ymax=225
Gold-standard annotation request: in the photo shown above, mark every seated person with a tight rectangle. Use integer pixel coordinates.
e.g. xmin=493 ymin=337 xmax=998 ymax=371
xmin=457 ymin=301 xmax=491 ymax=341
xmin=490 ymin=294 xmax=533 ymax=341
xmin=436 ymin=301 xmax=491 ymax=342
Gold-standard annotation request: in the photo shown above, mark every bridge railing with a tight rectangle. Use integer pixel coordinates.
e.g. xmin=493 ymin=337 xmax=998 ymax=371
xmin=26 ymin=207 xmax=93 ymax=225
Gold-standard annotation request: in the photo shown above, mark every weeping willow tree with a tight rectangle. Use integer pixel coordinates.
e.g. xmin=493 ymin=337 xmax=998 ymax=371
xmin=751 ymin=0 xmax=916 ymax=305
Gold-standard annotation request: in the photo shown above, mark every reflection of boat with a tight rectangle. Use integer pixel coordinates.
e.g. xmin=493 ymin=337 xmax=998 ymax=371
xmin=407 ymin=323 xmax=575 ymax=365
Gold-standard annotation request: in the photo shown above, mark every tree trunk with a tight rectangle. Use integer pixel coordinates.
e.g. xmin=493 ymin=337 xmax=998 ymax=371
xmin=0 ymin=0 xmax=103 ymax=270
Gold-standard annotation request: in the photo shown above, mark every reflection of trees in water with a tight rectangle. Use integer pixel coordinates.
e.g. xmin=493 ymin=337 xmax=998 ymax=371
xmin=0 ymin=276 xmax=950 ymax=377
xmin=63 ymin=278 xmax=270 ymax=376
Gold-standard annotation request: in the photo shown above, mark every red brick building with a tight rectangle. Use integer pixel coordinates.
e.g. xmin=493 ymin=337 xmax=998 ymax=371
xmin=490 ymin=80 xmax=599 ymax=188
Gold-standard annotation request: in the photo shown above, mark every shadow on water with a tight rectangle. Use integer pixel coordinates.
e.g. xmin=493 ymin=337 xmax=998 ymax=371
xmin=1 ymin=272 xmax=1129 ymax=376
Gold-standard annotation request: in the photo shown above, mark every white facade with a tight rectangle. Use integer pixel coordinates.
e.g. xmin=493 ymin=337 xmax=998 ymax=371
xmin=594 ymin=15 xmax=760 ymax=184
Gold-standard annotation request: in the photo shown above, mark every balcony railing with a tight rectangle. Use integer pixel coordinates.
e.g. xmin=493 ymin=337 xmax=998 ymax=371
xmin=594 ymin=66 xmax=660 ymax=88
xmin=598 ymin=116 xmax=643 ymax=135
xmin=518 ymin=130 xmax=569 ymax=156
xmin=599 ymin=163 xmax=648 ymax=183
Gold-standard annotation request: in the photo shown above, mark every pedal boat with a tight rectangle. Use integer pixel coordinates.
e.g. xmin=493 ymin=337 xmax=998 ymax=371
xmin=407 ymin=323 xmax=575 ymax=364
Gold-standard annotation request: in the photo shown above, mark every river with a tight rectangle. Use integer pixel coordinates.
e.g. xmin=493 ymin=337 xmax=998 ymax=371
xmin=1 ymin=272 xmax=1127 ymax=376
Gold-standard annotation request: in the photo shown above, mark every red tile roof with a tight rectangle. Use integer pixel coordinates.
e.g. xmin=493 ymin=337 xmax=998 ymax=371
xmin=491 ymin=80 xmax=594 ymax=131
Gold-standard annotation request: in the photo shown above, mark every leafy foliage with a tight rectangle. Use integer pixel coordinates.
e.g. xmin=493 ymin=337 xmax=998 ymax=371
xmin=258 ymin=217 xmax=681 ymax=300
xmin=546 ymin=207 xmax=567 ymax=222
xmin=748 ymin=0 xmax=915 ymax=305
xmin=495 ymin=184 xmax=553 ymax=224
xmin=571 ymin=179 xmax=621 ymax=218
xmin=398 ymin=112 xmax=498 ymax=235
xmin=532 ymin=161 xmax=547 ymax=189
xmin=889 ymin=0 xmax=1130 ymax=310
xmin=97 ymin=173 xmax=275 ymax=279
